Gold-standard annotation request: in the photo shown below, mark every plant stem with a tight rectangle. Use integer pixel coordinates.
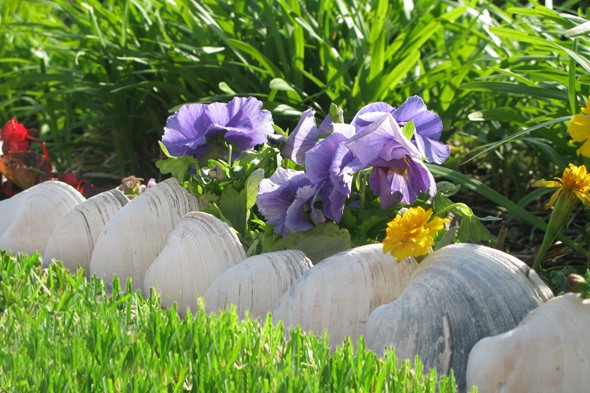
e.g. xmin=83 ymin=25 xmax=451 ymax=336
xmin=532 ymin=193 xmax=576 ymax=271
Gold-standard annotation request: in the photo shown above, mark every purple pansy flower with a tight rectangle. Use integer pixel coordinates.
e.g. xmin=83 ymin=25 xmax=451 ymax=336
xmin=162 ymin=96 xmax=274 ymax=160
xmin=257 ymin=168 xmax=325 ymax=236
xmin=346 ymin=113 xmax=436 ymax=208
xmin=351 ymin=96 xmax=450 ymax=164
xmin=304 ymin=123 xmax=366 ymax=221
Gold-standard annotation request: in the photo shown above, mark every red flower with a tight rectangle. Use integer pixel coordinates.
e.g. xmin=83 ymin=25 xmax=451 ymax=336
xmin=63 ymin=172 xmax=93 ymax=195
xmin=1 ymin=117 xmax=30 ymax=154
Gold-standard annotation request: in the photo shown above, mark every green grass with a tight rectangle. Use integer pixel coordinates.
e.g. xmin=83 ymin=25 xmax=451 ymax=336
xmin=0 ymin=250 xmax=469 ymax=392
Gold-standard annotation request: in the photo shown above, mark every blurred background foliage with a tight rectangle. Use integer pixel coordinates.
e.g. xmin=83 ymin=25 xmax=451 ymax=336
xmin=1 ymin=0 xmax=590 ymax=272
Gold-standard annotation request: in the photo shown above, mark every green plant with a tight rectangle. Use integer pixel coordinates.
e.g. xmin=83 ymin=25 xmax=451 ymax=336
xmin=0 ymin=250 xmax=470 ymax=392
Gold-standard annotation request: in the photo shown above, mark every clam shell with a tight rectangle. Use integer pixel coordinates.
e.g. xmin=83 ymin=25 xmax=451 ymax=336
xmin=89 ymin=177 xmax=199 ymax=292
xmin=0 ymin=181 xmax=85 ymax=255
xmin=466 ymin=293 xmax=590 ymax=393
xmin=203 ymin=250 xmax=313 ymax=319
xmin=144 ymin=211 xmax=246 ymax=316
xmin=364 ymin=243 xmax=554 ymax=392
xmin=43 ymin=189 xmax=129 ymax=272
xmin=272 ymin=244 xmax=418 ymax=348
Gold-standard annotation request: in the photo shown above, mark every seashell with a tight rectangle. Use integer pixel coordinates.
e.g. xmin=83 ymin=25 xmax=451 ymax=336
xmin=89 ymin=177 xmax=199 ymax=292
xmin=363 ymin=243 xmax=554 ymax=392
xmin=203 ymin=250 xmax=313 ymax=319
xmin=466 ymin=293 xmax=590 ymax=393
xmin=43 ymin=189 xmax=129 ymax=272
xmin=0 ymin=181 xmax=85 ymax=255
xmin=144 ymin=211 xmax=246 ymax=316
xmin=272 ymin=244 xmax=418 ymax=348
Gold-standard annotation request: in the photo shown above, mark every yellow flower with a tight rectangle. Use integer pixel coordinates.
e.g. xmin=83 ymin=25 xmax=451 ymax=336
xmin=382 ymin=206 xmax=449 ymax=262
xmin=568 ymin=98 xmax=590 ymax=157
xmin=534 ymin=163 xmax=590 ymax=208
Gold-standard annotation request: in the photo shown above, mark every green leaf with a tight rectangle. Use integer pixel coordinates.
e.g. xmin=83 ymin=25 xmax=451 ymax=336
xmin=462 ymin=116 xmax=571 ymax=164
xmin=269 ymin=78 xmax=297 ymax=93
xmin=218 ymin=185 xmax=247 ymax=235
xmin=461 ymin=81 xmax=569 ymax=101
xmin=158 ymin=141 xmax=173 ymax=158
xmin=458 ymin=215 xmax=494 ymax=243
xmin=266 ymin=223 xmax=351 ymax=263
xmin=219 ymin=82 xmax=236 ymax=94
xmin=401 ymin=120 xmax=415 ymax=140
xmin=376 ymin=50 xmax=421 ymax=100
xmin=244 ymin=168 xmax=264 ymax=211
xmin=329 ymin=103 xmax=344 ymax=123
xmin=227 ymin=38 xmax=282 ymax=77
xmin=563 ymin=21 xmax=590 ymax=38
xmin=155 ymin=155 xmax=199 ymax=182
xmin=436 ymin=181 xmax=461 ymax=197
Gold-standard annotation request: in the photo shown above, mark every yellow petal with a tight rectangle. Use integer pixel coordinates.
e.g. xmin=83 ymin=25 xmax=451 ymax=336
xmin=534 ymin=180 xmax=560 ymax=188
xmin=576 ymin=139 xmax=590 ymax=158
xmin=568 ymin=114 xmax=590 ymax=142
xmin=544 ymin=189 xmax=561 ymax=209
xmin=574 ymin=190 xmax=590 ymax=206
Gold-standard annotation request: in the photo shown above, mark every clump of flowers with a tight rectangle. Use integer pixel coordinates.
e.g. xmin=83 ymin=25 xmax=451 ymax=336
xmin=0 ymin=117 xmax=91 ymax=198
xmin=382 ymin=206 xmax=449 ymax=262
xmin=161 ymin=96 xmax=275 ymax=162
xmin=533 ymin=163 xmax=590 ymax=270
xmin=256 ymin=96 xmax=449 ymax=239
xmin=157 ymin=95 xmax=484 ymax=260
xmin=118 ymin=176 xmax=157 ymax=199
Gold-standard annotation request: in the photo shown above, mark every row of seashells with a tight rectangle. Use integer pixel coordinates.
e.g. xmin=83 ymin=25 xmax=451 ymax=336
xmin=0 ymin=179 xmax=588 ymax=392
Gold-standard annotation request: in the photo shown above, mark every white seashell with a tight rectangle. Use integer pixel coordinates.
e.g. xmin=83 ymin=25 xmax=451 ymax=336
xmin=203 ymin=250 xmax=313 ymax=319
xmin=43 ymin=189 xmax=129 ymax=272
xmin=466 ymin=293 xmax=590 ymax=393
xmin=0 ymin=181 xmax=85 ymax=255
xmin=272 ymin=244 xmax=418 ymax=348
xmin=89 ymin=177 xmax=199 ymax=292
xmin=363 ymin=243 xmax=554 ymax=392
xmin=144 ymin=211 xmax=246 ymax=316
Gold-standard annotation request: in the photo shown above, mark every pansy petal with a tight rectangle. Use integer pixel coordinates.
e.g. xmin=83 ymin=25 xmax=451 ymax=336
xmin=391 ymin=96 xmax=427 ymax=123
xmin=413 ymin=133 xmax=450 ymax=164
xmin=351 ymin=102 xmax=395 ymax=131
xmin=206 ymin=102 xmax=231 ymax=128
xmin=347 ymin=114 xmax=408 ymax=166
xmin=162 ymin=104 xmax=210 ymax=157
xmin=369 ymin=167 xmax=402 ymax=208
xmin=408 ymin=110 xmax=444 ymax=140
xmin=285 ymin=184 xmax=318 ymax=233
xmin=326 ymin=185 xmax=348 ymax=222
xmin=404 ymin=157 xmax=436 ymax=200
xmin=257 ymin=168 xmax=317 ymax=236
xmin=283 ymin=109 xmax=322 ymax=165
xmin=305 ymin=132 xmax=348 ymax=184
xmin=215 ymin=97 xmax=274 ymax=153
